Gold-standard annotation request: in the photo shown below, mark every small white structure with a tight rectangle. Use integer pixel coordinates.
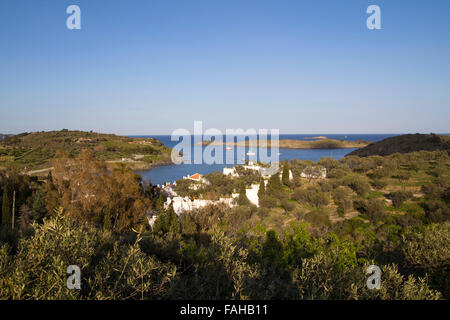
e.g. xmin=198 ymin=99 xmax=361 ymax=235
xmin=160 ymin=182 xmax=178 ymax=197
xmin=165 ymin=196 xmax=235 ymax=215
xmin=147 ymin=212 xmax=157 ymax=229
xmin=243 ymin=162 xmax=262 ymax=171
xmin=223 ymin=162 xmax=267 ymax=177
xmin=223 ymin=167 xmax=239 ymax=177
xmin=300 ymin=166 xmax=327 ymax=179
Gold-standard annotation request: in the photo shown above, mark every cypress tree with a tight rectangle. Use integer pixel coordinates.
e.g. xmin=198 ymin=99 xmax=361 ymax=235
xmin=31 ymin=189 xmax=47 ymax=222
xmin=152 ymin=210 xmax=165 ymax=234
xmin=258 ymin=179 xmax=265 ymax=199
xmin=2 ymin=189 xmax=11 ymax=226
xmin=155 ymin=194 xmax=164 ymax=213
xmin=153 ymin=203 xmax=180 ymax=234
xmin=282 ymin=161 xmax=290 ymax=186
xmin=267 ymin=173 xmax=282 ymax=193
xmin=167 ymin=203 xmax=180 ymax=234
xmin=238 ymin=184 xmax=250 ymax=206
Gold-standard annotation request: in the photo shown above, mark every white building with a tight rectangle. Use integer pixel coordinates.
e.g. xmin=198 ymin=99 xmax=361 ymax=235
xmin=300 ymin=166 xmax=327 ymax=179
xmin=164 ymin=182 xmax=264 ymax=215
xmin=223 ymin=167 xmax=239 ymax=177
xmin=223 ymin=162 xmax=267 ymax=177
xmin=165 ymin=196 xmax=235 ymax=215
xmin=232 ymin=183 xmax=261 ymax=207
xmin=160 ymin=182 xmax=178 ymax=197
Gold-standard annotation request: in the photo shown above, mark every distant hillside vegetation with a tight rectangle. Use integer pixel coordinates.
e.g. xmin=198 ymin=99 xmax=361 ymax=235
xmin=347 ymin=133 xmax=450 ymax=157
xmin=0 ymin=134 xmax=13 ymax=141
xmin=0 ymin=130 xmax=172 ymax=171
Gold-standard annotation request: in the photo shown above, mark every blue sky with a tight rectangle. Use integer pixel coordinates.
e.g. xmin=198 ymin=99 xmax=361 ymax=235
xmin=0 ymin=0 xmax=449 ymax=135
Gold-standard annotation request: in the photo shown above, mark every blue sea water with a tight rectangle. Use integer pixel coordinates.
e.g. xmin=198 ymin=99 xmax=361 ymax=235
xmin=132 ymin=134 xmax=399 ymax=186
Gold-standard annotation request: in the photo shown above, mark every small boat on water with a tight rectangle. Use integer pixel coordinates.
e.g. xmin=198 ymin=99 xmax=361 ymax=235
xmin=246 ymin=151 xmax=256 ymax=156
xmin=225 ymin=147 xmax=233 ymax=150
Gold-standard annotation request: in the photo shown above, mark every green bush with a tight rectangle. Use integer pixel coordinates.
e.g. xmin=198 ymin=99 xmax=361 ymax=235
xmin=370 ymin=178 xmax=388 ymax=190
xmin=402 ymin=224 xmax=450 ymax=297
xmin=292 ymin=186 xmax=329 ymax=208
xmin=281 ymin=199 xmax=295 ymax=212
xmin=332 ymin=186 xmax=353 ymax=216
xmin=342 ymin=174 xmax=371 ymax=196
xmin=259 ymin=195 xmax=278 ymax=208
xmin=388 ymin=190 xmax=413 ymax=208
xmin=420 ymin=200 xmax=450 ymax=223
xmin=354 ymin=198 xmax=387 ymax=223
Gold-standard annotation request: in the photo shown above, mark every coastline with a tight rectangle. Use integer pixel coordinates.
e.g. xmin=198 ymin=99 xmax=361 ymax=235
xmin=109 ymin=158 xmax=174 ymax=171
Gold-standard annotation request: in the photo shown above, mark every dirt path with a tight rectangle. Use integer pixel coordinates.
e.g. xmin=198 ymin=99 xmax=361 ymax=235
xmin=26 ymin=167 xmax=54 ymax=175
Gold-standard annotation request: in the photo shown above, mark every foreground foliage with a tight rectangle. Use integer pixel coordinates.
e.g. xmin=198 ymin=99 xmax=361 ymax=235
xmin=0 ymin=149 xmax=449 ymax=299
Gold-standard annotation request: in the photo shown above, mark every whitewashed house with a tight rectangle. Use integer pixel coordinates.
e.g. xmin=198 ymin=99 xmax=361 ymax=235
xmin=165 ymin=196 xmax=235 ymax=215
xmin=232 ymin=183 xmax=261 ymax=207
xmin=300 ymin=166 xmax=327 ymax=179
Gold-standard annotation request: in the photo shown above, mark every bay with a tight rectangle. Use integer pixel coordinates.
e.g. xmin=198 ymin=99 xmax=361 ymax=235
xmin=132 ymin=134 xmax=398 ymax=186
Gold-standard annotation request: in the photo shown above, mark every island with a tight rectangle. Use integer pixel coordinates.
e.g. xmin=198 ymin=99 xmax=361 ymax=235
xmin=197 ymin=138 xmax=370 ymax=149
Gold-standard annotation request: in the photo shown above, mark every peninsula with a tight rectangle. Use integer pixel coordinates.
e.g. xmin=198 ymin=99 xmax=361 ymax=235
xmin=0 ymin=130 xmax=173 ymax=173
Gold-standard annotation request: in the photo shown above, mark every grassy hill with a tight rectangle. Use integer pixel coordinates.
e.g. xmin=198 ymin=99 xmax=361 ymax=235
xmin=347 ymin=134 xmax=450 ymax=157
xmin=0 ymin=130 xmax=172 ymax=171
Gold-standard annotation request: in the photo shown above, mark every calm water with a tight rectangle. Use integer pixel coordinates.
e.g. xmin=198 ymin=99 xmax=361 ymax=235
xmin=133 ymin=134 xmax=399 ymax=186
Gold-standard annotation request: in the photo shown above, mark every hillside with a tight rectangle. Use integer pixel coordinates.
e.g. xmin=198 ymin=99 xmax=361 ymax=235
xmin=1 ymin=146 xmax=448 ymax=299
xmin=0 ymin=130 xmax=173 ymax=171
xmin=347 ymin=134 xmax=450 ymax=157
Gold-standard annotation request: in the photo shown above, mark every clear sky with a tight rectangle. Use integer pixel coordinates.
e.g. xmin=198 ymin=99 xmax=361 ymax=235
xmin=0 ymin=0 xmax=449 ymax=135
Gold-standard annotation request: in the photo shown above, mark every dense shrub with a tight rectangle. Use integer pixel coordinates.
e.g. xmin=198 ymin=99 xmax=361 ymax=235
xmin=388 ymin=190 xmax=413 ymax=208
xmin=281 ymin=199 xmax=296 ymax=212
xmin=342 ymin=174 xmax=371 ymax=196
xmin=370 ymin=178 xmax=388 ymax=190
xmin=402 ymin=224 xmax=450 ymax=297
xmin=332 ymin=186 xmax=354 ymax=216
xmin=259 ymin=195 xmax=278 ymax=208
xmin=292 ymin=186 xmax=329 ymax=208
xmin=421 ymin=183 xmax=445 ymax=199
xmin=370 ymin=167 xmax=392 ymax=179
xmin=421 ymin=200 xmax=450 ymax=223
xmin=354 ymin=199 xmax=387 ymax=223
xmin=327 ymin=168 xmax=351 ymax=179
xmin=303 ymin=210 xmax=331 ymax=228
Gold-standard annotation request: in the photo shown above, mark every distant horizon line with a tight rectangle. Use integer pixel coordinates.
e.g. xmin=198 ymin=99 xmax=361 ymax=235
xmin=2 ymin=130 xmax=449 ymax=136
xmin=129 ymin=132 xmax=449 ymax=136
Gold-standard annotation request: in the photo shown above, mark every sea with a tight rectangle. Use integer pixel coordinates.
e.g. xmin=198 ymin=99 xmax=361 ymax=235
xmin=132 ymin=134 xmax=399 ymax=186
